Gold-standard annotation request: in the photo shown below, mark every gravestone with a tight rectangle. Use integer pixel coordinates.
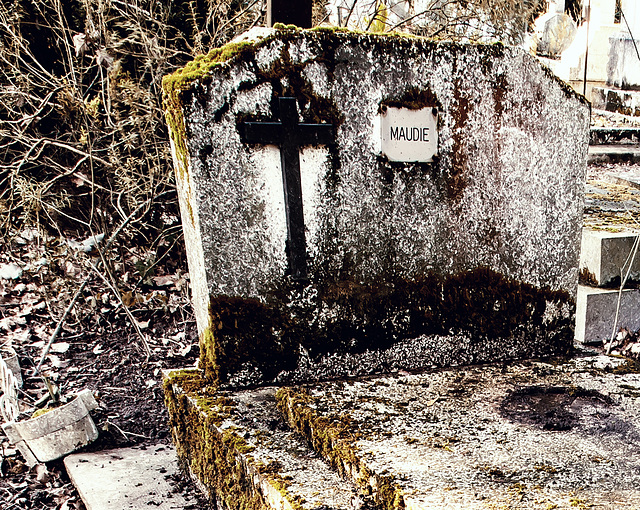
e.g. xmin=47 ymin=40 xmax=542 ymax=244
xmin=163 ymin=26 xmax=590 ymax=389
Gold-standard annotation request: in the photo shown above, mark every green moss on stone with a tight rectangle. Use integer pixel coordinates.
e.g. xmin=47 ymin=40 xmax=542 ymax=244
xmin=164 ymin=371 xmax=309 ymax=509
xmin=200 ymin=268 xmax=574 ymax=387
xmin=276 ymin=387 xmax=405 ymax=509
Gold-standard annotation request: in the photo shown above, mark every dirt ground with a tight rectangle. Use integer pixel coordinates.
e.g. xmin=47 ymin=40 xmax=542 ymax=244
xmin=0 ymin=226 xmax=209 ymax=509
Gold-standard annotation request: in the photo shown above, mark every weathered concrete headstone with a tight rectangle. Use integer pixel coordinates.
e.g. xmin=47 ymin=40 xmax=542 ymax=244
xmin=163 ymin=27 xmax=590 ymax=389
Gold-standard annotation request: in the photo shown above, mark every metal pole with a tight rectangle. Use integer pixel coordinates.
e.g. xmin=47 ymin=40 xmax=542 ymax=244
xmin=583 ymin=0 xmax=591 ymax=96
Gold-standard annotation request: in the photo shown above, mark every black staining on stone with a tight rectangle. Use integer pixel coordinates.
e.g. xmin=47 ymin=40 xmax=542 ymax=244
xmin=492 ymin=73 xmax=508 ymax=121
xmin=198 ymin=144 xmax=213 ymax=163
xmin=379 ymin=86 xmax=442 ymax=112
xmin=500 ymin=386 xmax=615 ymax=431
xmin=448 ymin=82 xmax=470 ymax=203
xmin=202 ymin=268 xmax=574 ymax=388
xmin=201 ymin=296 xmax=297 ymax=386
xmin=578 ymin=267 xmax=599 ymax=287
xmin=212 ymin=100 xmax=230 ymax=124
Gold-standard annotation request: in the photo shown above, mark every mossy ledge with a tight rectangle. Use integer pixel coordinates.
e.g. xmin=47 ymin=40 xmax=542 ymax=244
xmin=276 ymin=387 xmax=405 ymax=509
xmin=163 ymin=369 xmax=304 ymax=510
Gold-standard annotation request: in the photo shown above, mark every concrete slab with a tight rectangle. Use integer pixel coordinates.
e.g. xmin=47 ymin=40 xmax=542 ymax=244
xmin=588 ymin=145 xmax=640 ymax=165
xmin=579 ymin=228 xmax=640 ymax=286
xmin=575 ymin=285 xmax=640 ymax=344
xmin=64 ymin=444 xmax=199 ymax=510
xmin=590 ymin=127 xmax=640 ymax=145
xmin=584 ymin=179 xmax=640 ymax=232
xmin=277 ymin=355 xmax=640 ymax=509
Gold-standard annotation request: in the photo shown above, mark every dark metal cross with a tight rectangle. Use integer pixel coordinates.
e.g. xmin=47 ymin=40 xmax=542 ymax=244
xmin=266 ymin=0 xmax=312 ymax=28
xmin=241 ymin=97 xmax=334 ymax=281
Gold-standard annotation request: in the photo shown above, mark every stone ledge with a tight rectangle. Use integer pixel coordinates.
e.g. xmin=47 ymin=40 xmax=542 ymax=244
xmin=163 ymin=369 xmax=364 ymax=510
xmin=575 ymin=285 xmax=640 ymax=345
xmin=276 ymin=355 xmax=640 ymax=509
xmin=587 ymin=145 xmax=640 ymax=165
xmin=579 ymin=228 xmax=640 ymax=287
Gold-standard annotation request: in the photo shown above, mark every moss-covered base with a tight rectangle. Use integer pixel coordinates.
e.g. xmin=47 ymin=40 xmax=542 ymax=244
xmin=163 ymin=370 xmax=265 ymax=508
xmin=163 ymin=369 xmax=363 ymax=510
xmin=199 ymin=267 xmax=575 ymax=388
xmin=164 ymin=355 xmax=640 ymax=509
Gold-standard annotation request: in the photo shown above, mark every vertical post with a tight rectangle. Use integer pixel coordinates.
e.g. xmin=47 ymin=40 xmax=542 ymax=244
xmin=583 ymin=0 xmax=591 ymax=97
xmin=267 ymin=0 xmax=313 ymax=28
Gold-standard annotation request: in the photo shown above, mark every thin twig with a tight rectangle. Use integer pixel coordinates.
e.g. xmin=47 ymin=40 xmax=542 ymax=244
xmin=608 ymin=206 xmax=640 ymax=354
xmin=36 ymin=193 xmax=168 ymax=372
xmin=105 ymin=420 xmax=150 ymax=440
xmin=87 ymin=259 xmax=152 ymax=358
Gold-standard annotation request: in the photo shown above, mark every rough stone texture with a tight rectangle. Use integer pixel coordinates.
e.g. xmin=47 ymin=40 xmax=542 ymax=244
xmin=277 ymin=354 xmax=640 ymax=509
xmin=165 ymin=27 xmax=589 ymax=388
xmin=575 ymin=285 xmax=640 ymax=344
xmin=163 ymin=369 xmax=363 ymax=510
xmin=166 ymin=355 xmax=640 ymax=509
xmin=588 ymin=145 xmax=640 ymax=165
xmin=579 ymin=229 xmax=640 ymax=287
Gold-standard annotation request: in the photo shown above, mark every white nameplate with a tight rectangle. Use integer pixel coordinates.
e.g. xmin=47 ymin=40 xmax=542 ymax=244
xmin=380 ymin=107 xmax=437 ymax=163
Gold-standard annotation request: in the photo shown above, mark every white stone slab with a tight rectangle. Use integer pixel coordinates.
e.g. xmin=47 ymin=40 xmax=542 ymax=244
xmin=575 ymin=284 xmax=640 ymax=344
xmin=380 ymin=107 xmax=437 ymax=162
xmin=580 ymin=228 xmax=640 ymax=287
xmin=278 ymin=356 xmax=640 ymax=509
xmin=64 ymin=444 xmax=198 ymax=510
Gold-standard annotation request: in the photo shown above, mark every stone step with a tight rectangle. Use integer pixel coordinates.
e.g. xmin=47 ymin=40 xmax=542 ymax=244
xmin=583 ymin=177 xmax=640 ymax=233
xmin=590 ymin=127 xmax=640 ymax=145
xmin=64 ymin=444 xmax=201 ymax=509
xmin=163 ymin=369 xmax=364 ymax=510
xmin=578 ymin=177 xmax=640 ymax=344
xmin=588 ymin=144 xmax=640 ymax=164
xmin=575 ymin=284 xmax=640 ymax=345
xmin=579 ymin=228 xmax=640 ymax=287
xmin=274 ymin=356 xmax=640 ymax=509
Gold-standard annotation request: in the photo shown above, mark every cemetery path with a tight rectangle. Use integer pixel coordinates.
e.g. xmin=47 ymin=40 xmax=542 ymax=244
xmin=0 ymin=227 xmax=208 ymax=509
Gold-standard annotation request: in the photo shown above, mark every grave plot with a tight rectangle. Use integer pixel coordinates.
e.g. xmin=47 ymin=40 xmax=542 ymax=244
xmin=162 ymin=25 xmax=592 ymax=508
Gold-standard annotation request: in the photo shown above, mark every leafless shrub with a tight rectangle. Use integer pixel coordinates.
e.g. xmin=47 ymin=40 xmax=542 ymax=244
xmin=331 ymin=0 xmax=546 ymax=44
xmin=0 ymin=0 xmax=262 ymax=241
